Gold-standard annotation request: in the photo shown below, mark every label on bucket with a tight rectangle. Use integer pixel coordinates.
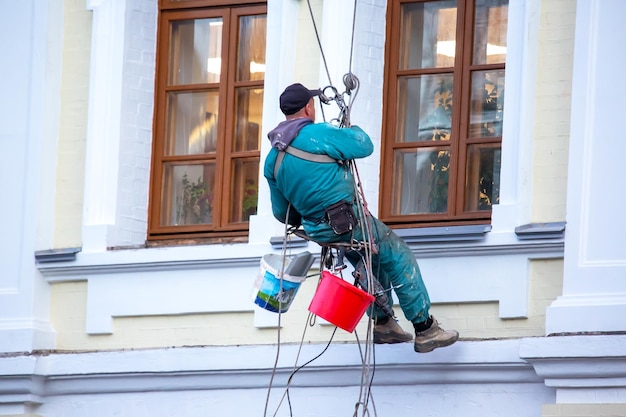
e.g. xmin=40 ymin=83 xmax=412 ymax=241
xmin=253 ymin=269 xmax=302 ymax=313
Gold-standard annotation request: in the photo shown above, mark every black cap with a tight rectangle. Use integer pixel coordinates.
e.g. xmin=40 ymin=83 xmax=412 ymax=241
xmin=279 ymin=83 xmax=322 ymax=115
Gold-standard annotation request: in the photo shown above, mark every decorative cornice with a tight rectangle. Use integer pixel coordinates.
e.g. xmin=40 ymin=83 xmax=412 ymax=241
xmin=0 ymin=340 xmax=536 ymax=401
xmin=39 ymin=227 xmax=565 ymax=281
xmin=520 ymin=334 xmax=626 ymax=388
xmin=34 ymin=247 xmax=81 ymax=263
xmin=515 ymin=222 xmax=566 ymax=240
xmin=39 ymin=256 xmax=262 ymax=280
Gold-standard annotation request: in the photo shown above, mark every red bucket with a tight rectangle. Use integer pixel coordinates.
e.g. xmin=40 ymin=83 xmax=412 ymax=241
xmin=308 ymin=271 xmax=375 ymax=333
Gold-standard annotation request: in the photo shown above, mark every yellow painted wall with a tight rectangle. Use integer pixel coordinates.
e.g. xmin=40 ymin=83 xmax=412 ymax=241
xmin=543 ymin=404 xmax=626 ymax=417
xmin=55 ymin=0 xmax=91 ymax=248
xmin=532 ymin=0 xmax=576 ymax=222
xmin=50 ymin=259 xmax=562 ymax=350
xmin=51 ymin=277 xmax=375 ymax=350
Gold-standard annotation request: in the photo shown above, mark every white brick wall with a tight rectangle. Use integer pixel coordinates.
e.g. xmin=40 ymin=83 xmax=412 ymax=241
xmin=114 ymin=0 xmax=157 ymax=247
xmin=348 ymin=0 xmax=387 ymax=215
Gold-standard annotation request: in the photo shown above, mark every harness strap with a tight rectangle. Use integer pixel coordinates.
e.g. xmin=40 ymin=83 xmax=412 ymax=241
xmin=273 ymin=146 xmax=338 ymax=179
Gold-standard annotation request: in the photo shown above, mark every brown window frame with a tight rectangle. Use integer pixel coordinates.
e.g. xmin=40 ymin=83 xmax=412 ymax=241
xmin=380 ymin=0 xmax=506 ymax=228
xmin=148 ymin=1 xmax=267 ymax=242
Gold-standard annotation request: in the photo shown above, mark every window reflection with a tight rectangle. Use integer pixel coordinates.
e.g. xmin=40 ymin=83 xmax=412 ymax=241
xmin=399 ymin=1 xmax=457 ymax=69
xmin=169 ymin=18 xmax=222 ymax=85
xmin=392 ymin=148 xmax=450 ymax=215
xmin=162 ymin=163 xmax=215 ymax=226
xmin=473 ymin=0 xmax=508 ymax=65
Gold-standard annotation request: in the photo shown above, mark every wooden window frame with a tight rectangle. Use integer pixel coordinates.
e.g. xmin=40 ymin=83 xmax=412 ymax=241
xmin=380 ymin=0 xmax=506 ymax=228
xmin=148 ymin=1 xmax=267 ymax=241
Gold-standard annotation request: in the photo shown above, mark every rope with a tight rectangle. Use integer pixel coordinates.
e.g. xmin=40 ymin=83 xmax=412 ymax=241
xmin=304 ymin=1 xmax=381 ymax=414
xmin=306 ymin=0 xmax=333 ymax=87
xmin=306 ymin=0 xmax=361 ymax=128
xmin=348 ymin=0 xmax=358 ymax=75
xmin=263 ymin=205 xmax=294 ymax=417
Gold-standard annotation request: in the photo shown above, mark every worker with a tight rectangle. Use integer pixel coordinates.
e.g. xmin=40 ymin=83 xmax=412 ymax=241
xmin=264 ymin=83 xmax=459 ymax=353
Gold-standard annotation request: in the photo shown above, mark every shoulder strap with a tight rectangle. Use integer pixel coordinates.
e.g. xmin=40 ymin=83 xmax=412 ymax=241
xmin=273 ymin=146 xmax=338 ymax=179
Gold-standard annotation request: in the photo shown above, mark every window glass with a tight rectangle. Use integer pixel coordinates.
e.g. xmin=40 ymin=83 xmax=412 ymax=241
xmin=161 ymin=163 xmax=216 ymax=226
xmin=168 ymin=18 xmax=222 ymax=85
xmin=237 ymin=15 xmax=266 ymax=82
xmin=473 ymin=0 xmax=508 ymax=65
xmin=469 ymin=70 xmax=505 ymax=138
xmin=397 ymin=74 xmax=454 ymax=143
xmin=392 ymin=148 xmax=450 ymax=215
xmin=165 ymin=90 xmax=219 ymax=155
xmin=230 ymin=159 xmax=260 ymax=223
xmin=399 ymin=1 xmax=457 ymax=70
xmin=233 ymin=87 xmax=263 ymax=152
xmin=465 ymin=145 xmax=501 ymax=211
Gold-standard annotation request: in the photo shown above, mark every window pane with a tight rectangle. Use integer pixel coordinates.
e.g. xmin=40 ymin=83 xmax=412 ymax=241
xmin=473 ymin=0 xmax=508 ymax=65
xmin=397 ymin=74 xmax=453 ymax=143
xmin=233 ymin=87 xmax=263 ymax=152
xmin=392 ymin=148 xmax=450 ymax=215
xmin=469 ymin=70 xmax=505 ymax=138
xmin=169 ymin=18 xmax=222 ymax=85
xmin=465 ymin=145 xmax=501 ymax=211
xmin=161 ymin=163 xmax=216 ymax=226
xmin=165 ymin=90 xmax=219 ymax=155
xmin=237 ymin=15 xmax=267 ymax=82
xmin=399 ymin=1 xmax=457 ymax=70
xmin=230 ymin=160 xmax=259 ymax=223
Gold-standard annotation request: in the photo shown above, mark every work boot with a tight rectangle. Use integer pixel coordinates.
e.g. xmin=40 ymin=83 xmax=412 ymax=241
xmin=373 ymin=318 xmax=413 ymax=344
xmin=413 ymin=316 xmax=459 ymax=353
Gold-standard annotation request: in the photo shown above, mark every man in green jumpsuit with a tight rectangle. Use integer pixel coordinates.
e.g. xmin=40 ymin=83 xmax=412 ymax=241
xmin=264 ymin=83 xmax=458 ymax=353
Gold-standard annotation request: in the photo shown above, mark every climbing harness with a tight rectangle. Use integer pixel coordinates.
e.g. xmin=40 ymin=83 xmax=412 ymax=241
xmin=273 ymin=145 xmax=337 ymax=179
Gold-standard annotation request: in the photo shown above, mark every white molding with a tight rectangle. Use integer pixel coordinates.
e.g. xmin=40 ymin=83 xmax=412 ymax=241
xmin=82 ymin=0 xmax=127 ymax=252
xmin=0 ymin=319 xmax=55 ymax=354
xmin=250 ymin=0 xmax=300 ymax=244
xmin=85 ymin=266 xmax=258 ymax=334
xmin=546 ymin=293 xmax=626 ymax=335
xmin=0 ymin=0 xmax=57 ymax=354
xmin=547 ymin=0 xmax=626 ymax=334
xmin=491 ymin=0 xmax=541 ymax=232
xmin=1 ymin=339 xmax=535 ymax=395
xmin=37 ymin=233 xmax=563 ymax=334
xmin=520 ymin=335 xmax=626 ymax=403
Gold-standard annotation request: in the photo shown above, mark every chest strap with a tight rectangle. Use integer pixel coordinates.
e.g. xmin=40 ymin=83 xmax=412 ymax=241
xmin=274 ymin=146 xmax=338 ymax=178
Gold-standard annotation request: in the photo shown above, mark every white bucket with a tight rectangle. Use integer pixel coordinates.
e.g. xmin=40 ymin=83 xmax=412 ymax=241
xmin=252 ymin=253 xmax=312 ymax=313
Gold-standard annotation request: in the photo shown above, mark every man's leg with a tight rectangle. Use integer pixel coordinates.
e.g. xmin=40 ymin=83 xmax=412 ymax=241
xmin=356 ymin=216 xmax=458 ymax=352
xmin=364 ymin=217 xmax=431 ymax=323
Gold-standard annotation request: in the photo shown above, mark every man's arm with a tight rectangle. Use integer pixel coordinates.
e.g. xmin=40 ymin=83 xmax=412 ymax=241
xmin=268 ymin=180 xmax=302 ymax=226
xmin=263 ymin=150 xmax=302 ymax=226
xmin=298 ymin=123 xmax=374 ymax=161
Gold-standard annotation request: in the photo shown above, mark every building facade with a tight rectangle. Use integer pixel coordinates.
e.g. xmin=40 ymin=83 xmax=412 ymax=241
xmin=1 ymin=0 xmax=625 ymax=416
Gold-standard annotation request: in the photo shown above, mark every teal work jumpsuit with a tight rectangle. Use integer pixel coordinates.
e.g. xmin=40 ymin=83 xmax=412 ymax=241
xmin=264 ymin=120 xmax=431 ymax=324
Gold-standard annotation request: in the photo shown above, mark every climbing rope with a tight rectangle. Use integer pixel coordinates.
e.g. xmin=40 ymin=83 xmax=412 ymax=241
xmin=306 ymin=0 xmax=361 ymax=128
xmin=305 ymin=1 xmax=382 ymax=416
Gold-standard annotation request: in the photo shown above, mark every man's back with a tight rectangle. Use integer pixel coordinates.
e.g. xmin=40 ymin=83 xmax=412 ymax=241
xmin=264 ymin=122 xmax=373 ymax=239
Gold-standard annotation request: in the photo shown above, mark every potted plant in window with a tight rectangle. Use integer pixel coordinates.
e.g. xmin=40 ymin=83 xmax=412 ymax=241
xmin=176 ymin=173 xmax=212 ymax=225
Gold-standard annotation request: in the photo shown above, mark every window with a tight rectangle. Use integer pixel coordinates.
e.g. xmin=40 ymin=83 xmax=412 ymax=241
xmin=149 ymin=1 xmax=267 ymax=240
xmin=380 ymin=0 xmax=507 ymax=226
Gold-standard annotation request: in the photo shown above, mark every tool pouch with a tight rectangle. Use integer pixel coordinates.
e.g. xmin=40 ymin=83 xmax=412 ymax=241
xmin=325 ymin=201 xmax=357 ymax=235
